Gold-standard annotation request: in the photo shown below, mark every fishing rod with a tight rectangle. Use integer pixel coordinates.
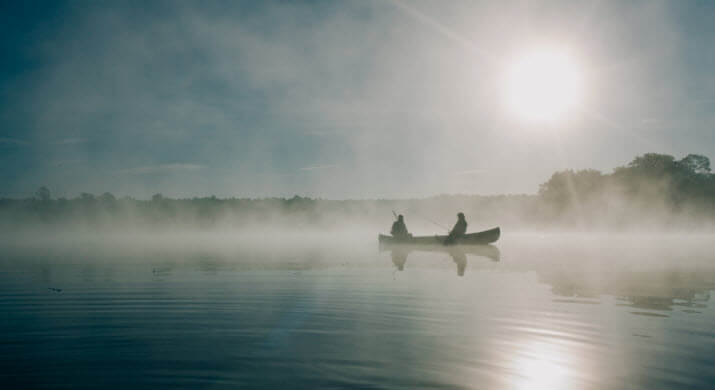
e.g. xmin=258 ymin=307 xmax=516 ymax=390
xmin=392 ymin=209 xmax=450 ymax=232
xmin=417 ymin=214 xmax=450 ymax=232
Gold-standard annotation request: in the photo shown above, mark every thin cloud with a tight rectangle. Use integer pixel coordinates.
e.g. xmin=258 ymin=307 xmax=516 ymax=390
xmin=120 ymin=163 xmax=205 ymax=175
xmin=299 ymin=164 xmax=340 ymax=171
xmin=56 ymin=137 xmax=88 ymax=145
xmin=0 ymin=137 xmax=29 ymax=146
xmin=303 ymin=130 xmax=336 ymax=136
xmin=452 ymin=169 xmax=485 ymax=176
xmin=49 ymin=159 xmax=85 ymax=167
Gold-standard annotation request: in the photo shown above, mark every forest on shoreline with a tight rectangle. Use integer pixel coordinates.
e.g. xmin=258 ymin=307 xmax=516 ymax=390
xmin=1 ymin=153 xmax=714 ymax=231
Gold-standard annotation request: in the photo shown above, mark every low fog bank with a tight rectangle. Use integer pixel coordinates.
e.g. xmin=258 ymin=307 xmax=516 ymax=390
xmin=0 ymin=194 xmax=532 ymax=235
xmin=3 ymin=233 xmax=714 ymax=314
xmin=0 ymin=229 xmax=379 ymax=264
xmin=1 ymin=153 xmax=715 ymax=235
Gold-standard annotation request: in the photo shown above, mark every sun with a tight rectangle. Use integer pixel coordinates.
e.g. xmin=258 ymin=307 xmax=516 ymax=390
xmin=504 ymin=48 xmax=583 ymax=122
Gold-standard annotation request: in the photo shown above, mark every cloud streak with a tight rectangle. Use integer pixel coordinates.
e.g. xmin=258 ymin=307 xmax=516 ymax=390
xmin=452 ymin=169 xmax=485 ymax=176
xmin=55 ymin=138 xmax=88 ymax=145
xmin=119 ymin=163 xmax=205 ymax=175
xmin=299 ymin=164 xmax=340 ymax=171
xmin=0 ymin=137 xmax=29 ymax=147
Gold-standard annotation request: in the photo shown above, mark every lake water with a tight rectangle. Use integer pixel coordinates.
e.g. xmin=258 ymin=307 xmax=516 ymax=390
xmin=2 ymin=233 xmax=714 ymax=389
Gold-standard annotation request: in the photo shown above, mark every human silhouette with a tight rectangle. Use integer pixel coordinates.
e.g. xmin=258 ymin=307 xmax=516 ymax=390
xmin=390 ymin=214 xmax=410 ymax=239
xmin=444 ymin=212 xmax=467 ymax=245
xmin=448 ymin=249 xmax=467 ymax=276
xmin=391 ymin=249 xmax=409 ymax=271
xmin=389 ymin=247 xmax=467 ymax=275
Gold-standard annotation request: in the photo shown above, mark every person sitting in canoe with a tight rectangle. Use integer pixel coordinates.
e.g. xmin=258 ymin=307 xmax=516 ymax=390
xmin=390 ymin=215 xmax=411 ymax=239
xmin=444 ymin=212 xmax=467 ymax=245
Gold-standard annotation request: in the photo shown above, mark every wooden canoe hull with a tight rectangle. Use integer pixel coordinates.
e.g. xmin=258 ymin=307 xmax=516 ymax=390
xmin=378 ymin=227 xmax=500 ymax=246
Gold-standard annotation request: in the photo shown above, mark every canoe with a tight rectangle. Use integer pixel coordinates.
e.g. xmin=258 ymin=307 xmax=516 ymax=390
xmin=378 ymin=227 xmax=500 ymax=245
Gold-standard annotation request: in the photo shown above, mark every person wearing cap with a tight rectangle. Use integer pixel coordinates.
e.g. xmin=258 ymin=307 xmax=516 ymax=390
xmin=390 ymin=214 xmax=410 ymax=239
xmin=444 ymin=212 xmax=467 ymax=245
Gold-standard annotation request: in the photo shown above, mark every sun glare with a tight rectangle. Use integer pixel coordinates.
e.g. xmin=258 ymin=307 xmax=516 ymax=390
xmin=504 ymin=48 xmax=583 ymax=122
xmin=508 ymin=339 xmax=578 ymax=390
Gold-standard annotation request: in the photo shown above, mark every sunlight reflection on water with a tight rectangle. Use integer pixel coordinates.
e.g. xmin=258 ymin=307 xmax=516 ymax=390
xmin=509 ymin=340 xmax=575 ymax=390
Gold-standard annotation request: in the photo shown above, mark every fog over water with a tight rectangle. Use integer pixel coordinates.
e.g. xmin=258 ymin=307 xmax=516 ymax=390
xmin=2 ymin=232 xmax=714 ymax=389
xmin=2 ymin=1 xmax=715 ymax=388
xmin=2 ymin=190 xmax=714 ymax=389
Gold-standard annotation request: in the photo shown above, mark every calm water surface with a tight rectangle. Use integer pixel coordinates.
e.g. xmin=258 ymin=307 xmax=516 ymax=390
xmin=1 ymin=234 xmax=714 ymax=389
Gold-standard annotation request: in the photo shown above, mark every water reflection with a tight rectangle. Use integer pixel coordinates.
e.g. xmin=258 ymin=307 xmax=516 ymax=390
xmin=508 ymin=339 xmax=577 ymax=390
xmin=382 ymin=244 xmax=500 ymax=276
xmin=1 ymin=236 xmax=715 ymax=389
xmin=381 ymin=238 xmax=715 ymax=320
xmin=535 ymin=262 xmax=715 ymax=315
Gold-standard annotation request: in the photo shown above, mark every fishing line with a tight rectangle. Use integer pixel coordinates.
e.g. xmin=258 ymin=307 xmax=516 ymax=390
xmin=393 ymin=208 xmax=450 ymax=232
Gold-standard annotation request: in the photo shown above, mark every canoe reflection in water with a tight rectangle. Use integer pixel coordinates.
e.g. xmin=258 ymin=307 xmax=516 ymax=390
xmin=381 ymin=243 xmax=500 ymax=276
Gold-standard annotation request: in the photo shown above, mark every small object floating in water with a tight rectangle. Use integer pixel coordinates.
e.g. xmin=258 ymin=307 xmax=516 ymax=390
xmin=48 ymin=288 xmax=62 ymax=293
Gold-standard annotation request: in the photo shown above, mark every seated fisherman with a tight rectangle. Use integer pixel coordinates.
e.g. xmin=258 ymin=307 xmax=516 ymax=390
xmin=390 ymin=215 xmax=410 ymax=239
xmin=444 ymin=212 xmax=467 ymax=245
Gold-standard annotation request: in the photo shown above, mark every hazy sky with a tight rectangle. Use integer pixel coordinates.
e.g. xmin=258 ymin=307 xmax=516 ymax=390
xmin=1 ymin=0 xmax=714 ymax=199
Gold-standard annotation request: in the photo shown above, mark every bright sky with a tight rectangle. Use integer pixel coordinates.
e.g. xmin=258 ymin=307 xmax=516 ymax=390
xmin=1 ymin=0 xmax=714 ymax=199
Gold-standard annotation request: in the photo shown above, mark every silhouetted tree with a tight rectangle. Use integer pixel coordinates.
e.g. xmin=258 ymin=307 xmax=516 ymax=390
xmin=538 ymin=169 xmax=605 ymax=210
xmin=625 ymin=153 xmax=677 ymax=176
xmin=35 ymin=186 xmax=51 ymax=201
xmin=678 ymin=154 xmax=711 ymax=175
xmin=537 ymin=153 xmax=715 ymax=223
xmin=99 ymin=192 xmax=116 ymax=202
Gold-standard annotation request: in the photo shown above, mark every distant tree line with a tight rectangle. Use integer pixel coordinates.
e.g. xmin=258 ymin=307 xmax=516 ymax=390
xmin=538 ymin=153 xmax=714 ymax=226
xmin=1 ymin=153 xmax=713 ymax=231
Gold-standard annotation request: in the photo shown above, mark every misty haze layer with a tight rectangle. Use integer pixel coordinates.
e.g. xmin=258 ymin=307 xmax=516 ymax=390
xmin=2 ymin=153 xmax=714 ymax=235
